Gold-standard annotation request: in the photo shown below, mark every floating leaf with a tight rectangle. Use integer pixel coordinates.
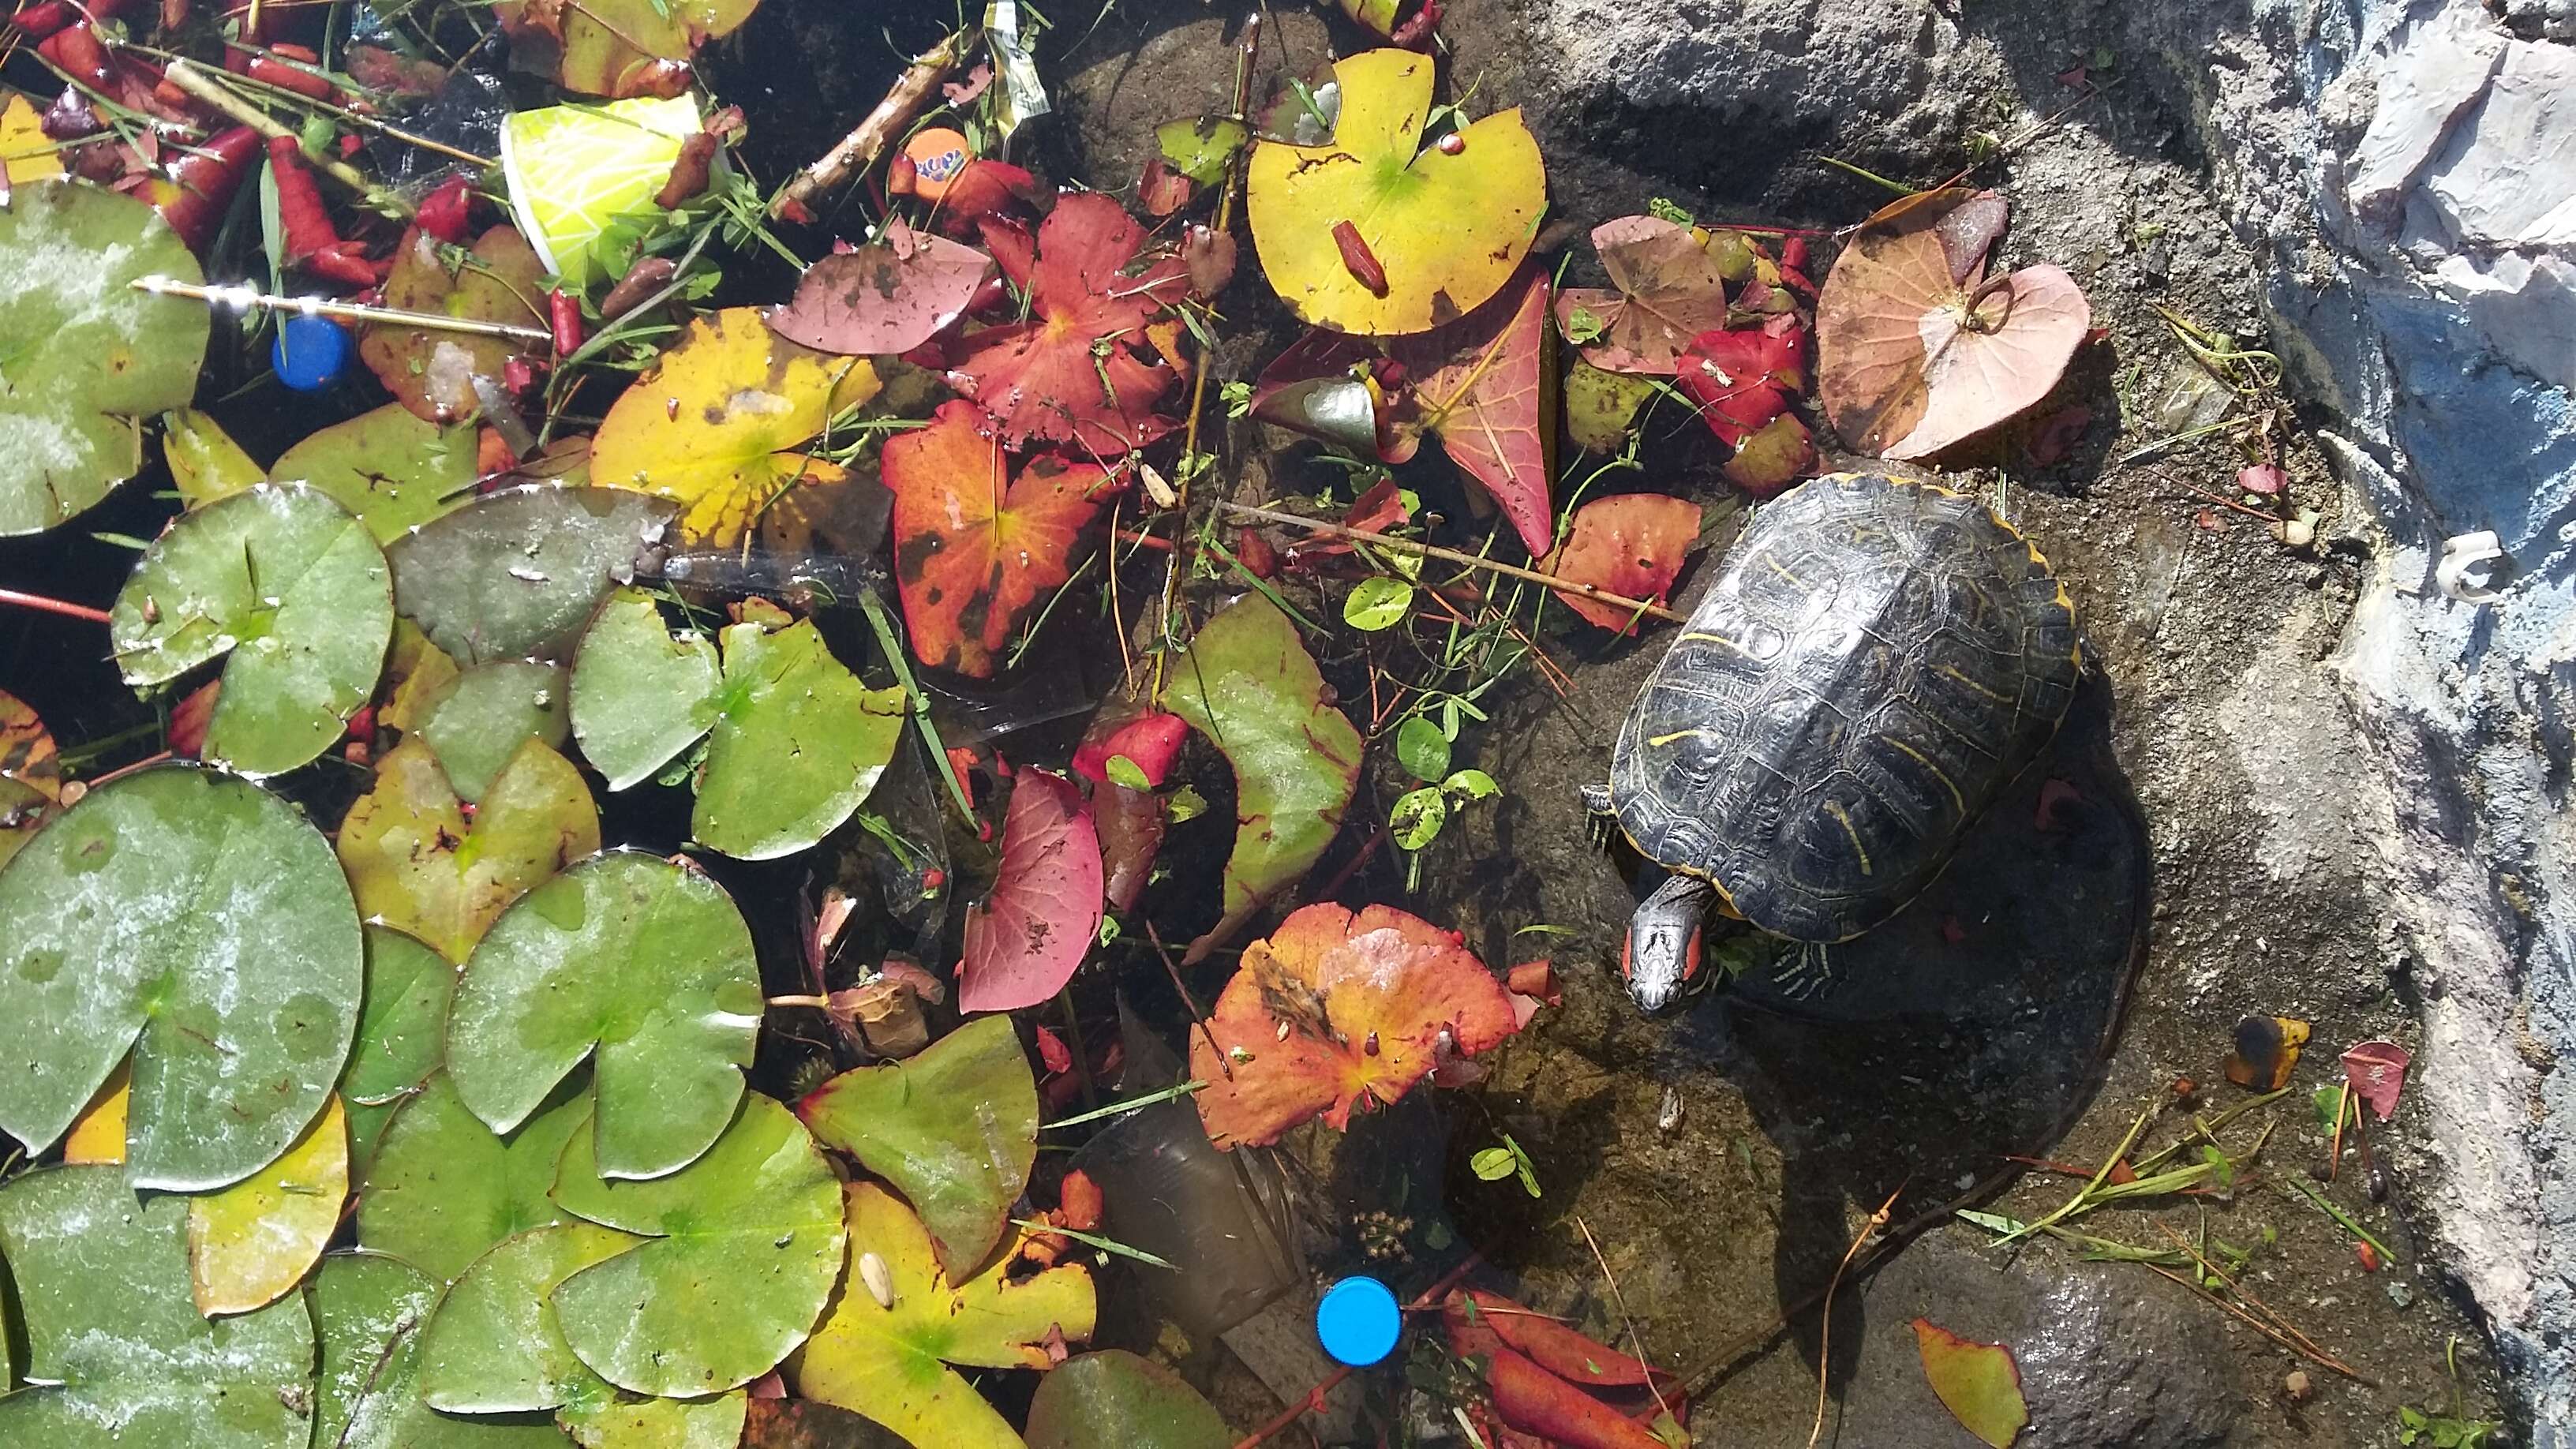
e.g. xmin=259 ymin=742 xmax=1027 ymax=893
xmin=1156 ymin=116 xmax=1249 ymax=186
xmin=0 ymin=1165 xmax=313 ymax=1447
xmin=1816 ymin=199 xmax=2090 ymax=459
xmin=448 ymin=850 xmax=760 ymax=1179
xmin=1245 ymin=50 xmax=1544 ymax=335
xmin=416 ymin=659 xmax=574 ymax=802
xmin=590 ymin=308 xmax=882 ymax=546
xmin=561 ymin=1393 xmax=750 ymax=1448
xmin=358 ymin=1073 xmax=589 ymax=1282
xmin=1563 ymin=359 xmax=1657 ymax=456
xmin=797 ymin=1015 xmax=1039 ymax=1279
xmin=569 ymin=588 xmax=724 ymax=788
xmin=945 ymin=192 xmax=1188 ymax=455
xmin=1389 ymin=264 xmax=1555 ymax=554
xmin=0 ymin=766 xmax=361 ymax=1190
xmin=0 ymin=688 xmax=61 ymax=868
xmin=309 ymin=1250 xmax=566 ymax=1449
xmin=416 ymin=1222 xmax=645 ymax=1413
xmin=771 ymin=228 xmax=997 ymax=356
xmin=343 ymin=926 xmax=455 ymax=1108
xmin=879 ymin=399 xmax=1114 ymax=676
xmin=108 ymin=483 xmax=393 ymax=777
xmin=1676 ymin=318 xmax=1807 ymax=448
xmin=550 ymin=1095 xmax=846 ymax=1395
xmin=388 ymin=485 xmax=679 ymax=665
xmin=1552 ymin=215 xmax=1734 ymax=375
xmin=187 ymin=1095 xmax=348 ymax=1315
xmin=1542 ymin=493 xmax=1700 ymax=634
xmin=793 ymin=1182 xmax=1096 ymax=1448
xmin=958 ymin=770 xmax=1104 ymax=1013
xmin=361 ymin=225 xmax=549 ymax=423
xmin=163 ymin=406 xmax=266 ymax=507
xmin=1163 ymin=593 xmax=1365 ymax=953
xmin=496 ymin=0 xmax=760 ymax=98
xmin=2342 ymin=1039 xmax=2412 ymax=1122
xmin=1720 ymin=410 xmax=1817 ymax=498
xmin=1025 ymin=1350 xmax=1234 ymax=1449
xmin=61 ymin=1067 xmax=129 ymax=1164
xmin=0 ymin=181 xmax=210 ymax=536
xmin=1189 ymin=902 xmax=1519 ymax=1148
xmin=743 ymin=1398 xmax=912 ymax=1449
xmin=341 ymin=737 xmax=600 ymax=961
xmin=269 ymin=402 xmax=481 ymax=543
xmin=2 ymin=91 xmax=65 ymax=186
xmin=1912 ymin=1318 xmax=2030 ymax=1448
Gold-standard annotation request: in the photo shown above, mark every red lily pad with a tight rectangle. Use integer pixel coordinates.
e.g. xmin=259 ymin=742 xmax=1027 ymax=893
xmin=1677 ymin=317 xmax=1807 ymax=447
xmin=1912 ymin=1318 xmax=2029 ymax=1448
xmin=1542 ymin=494 xmax=1700 ymax=633
xmin=769 ymin=223 xmax=995 ymax=357
xmin=1189 ymin=902 xmax=1520 ymax=1148
xmin=1389 ymin=265 xmax=1556 ymax=556
xmin=957 ymin=770 xmax=1103 ymax=1014
xmin=1552 ymin=215 xmax=1734 ymax=376
xmin=945 ymin=192 xmax=1188 ymax=455
xmin=878 ymin=399 xmax=1114 ymax=676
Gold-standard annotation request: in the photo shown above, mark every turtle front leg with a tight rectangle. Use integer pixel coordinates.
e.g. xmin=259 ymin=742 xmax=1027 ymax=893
xmin=1771 ymin=942 xmax=1837 ymax=1001
xmin=1580 ymin=781 xmax=1616 ymax=849
xmin=1622 ymin=872 xmax=1716 ymax=1015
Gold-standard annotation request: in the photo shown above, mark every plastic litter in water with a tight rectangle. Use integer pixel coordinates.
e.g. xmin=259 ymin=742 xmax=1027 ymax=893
xmin=1316 ymin=1275 xmax=1401 ymax=1367
xmin=271 ymin=315 xmax=350 ymax=392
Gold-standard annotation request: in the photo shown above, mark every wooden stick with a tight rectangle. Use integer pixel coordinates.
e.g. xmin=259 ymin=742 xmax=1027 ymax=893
xmin=161 ymin=59 xmax=406 ymax=213
xmin=131 ymin=276 xmax=553 ymax=343
xmin=771 ymin=31 xmax=965 ymax=221
xmin=1214 ymin=500 xmax=1687 ymax=624
xmin=2328 ymin=1080 xmax=2350 ymax=1184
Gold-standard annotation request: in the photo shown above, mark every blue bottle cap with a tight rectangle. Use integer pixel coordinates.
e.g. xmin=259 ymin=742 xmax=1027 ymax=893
xmin=272 ymin=313 xmax=350 ymax=392
xmin=1316 ymin=1275 xmax=1402 ymax=1367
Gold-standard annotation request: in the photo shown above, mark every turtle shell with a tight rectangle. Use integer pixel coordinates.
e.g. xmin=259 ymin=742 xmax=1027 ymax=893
xmin=1610 ymin=467 xmax=2080 ymax=942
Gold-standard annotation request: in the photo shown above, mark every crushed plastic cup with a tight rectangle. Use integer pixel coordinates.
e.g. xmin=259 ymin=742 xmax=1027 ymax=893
xmin=499 ymin=94 xmax=702 ymax=290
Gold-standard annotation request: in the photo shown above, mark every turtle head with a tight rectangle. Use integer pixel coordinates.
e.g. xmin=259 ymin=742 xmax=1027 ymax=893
xmin=1620 ymin=873 xmax=1717 ymax=1015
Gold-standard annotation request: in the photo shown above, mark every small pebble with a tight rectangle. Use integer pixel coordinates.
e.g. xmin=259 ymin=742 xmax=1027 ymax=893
xmin=2308 ymin=1159 xmax=2332 ymax=1181
xmin=2283 ymin=1369 xmax=2312 ymax=1402
xmin=2368 ymin=1165 xmax=2391 ymax=1202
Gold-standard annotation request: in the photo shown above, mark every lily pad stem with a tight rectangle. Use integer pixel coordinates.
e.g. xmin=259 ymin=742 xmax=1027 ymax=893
xmin=852 ymin=586 xmax=976 ymax=824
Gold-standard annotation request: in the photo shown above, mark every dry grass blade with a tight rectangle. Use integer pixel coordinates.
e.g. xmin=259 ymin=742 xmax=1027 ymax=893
xmin=1810 ymin=1182 xmax=1904 ymax=1448
xmin=2151 ymin=1221 xmax=2372 ymax=1383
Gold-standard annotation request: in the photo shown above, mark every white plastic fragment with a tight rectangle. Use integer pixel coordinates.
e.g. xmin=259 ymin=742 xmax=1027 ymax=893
xmin=2436 ymin=530 xmax=2510 ymax=602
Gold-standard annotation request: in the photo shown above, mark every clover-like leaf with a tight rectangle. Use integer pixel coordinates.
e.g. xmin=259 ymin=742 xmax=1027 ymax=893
xmin=0 ymin=181 xmax=211 ymax=536
xmin=1190 ymin=902 xmax=1520 ymax=1148
xmin=0 ymin=1165 xmax=313 ymax=1447
xmin=1552 ymin=215 xmax=1735 ymax=376
xmin=590 ymin=308 xmax=882 ymax=546
xmin=771 ymin=226 xmax=997 ymax=356
xmin=448 ymin=850 xmax=761 ymax=1179
xmin=796 ymin=1015 xmax=1038 ymax=1278
xmin=361 ymin=225 xmax=550 ymax=423
xmin=957 ymin=769 xmax=1104 ymax=1013
xmin=792 ymin=1182 xmax=1096 ymax=1448
xmin=1245 ymin=50 xmax=1545 ymax=335
xmin=1541 ymin=493 xmax=1700 ymax=634
xmin=358 ymin=1073 xmax=590 ymax=1282
xmin=269 ymin=402 xmax=481 ymax=543
xmin=416 ymin=1222 xmax=646 ymax=1414
xmin=496 ymin=0 xmax=761 ymax=98
xmin=1163 ymin=593 xmax=1365 ymax=953
xmin=310 ymin=1251 xmax=567 ymax=1449
xmin=549 ymin=1094 xmax=845 ymax=1395
xmin=108 ymin=483 xmax=393 ymax=777
xmin=415 ymin=659 xmax=575 ymax=802
xmin=186 ymin=1095 xmax=349 ymax=1315
xmin=945 ymin=193 xmax=1188 ymax=455
xmin=340 ymin=736 xmax=601 ymax=962
xmin=0 ymin=766 xmax=361 ymax=1189
xmin=388 ymin=484 xmax=679 ymax=665
xmin=1026 ymin=1351 xmax=1234 ymax=1449
xmin=879 ymin=399 xmax=1114 ymax=677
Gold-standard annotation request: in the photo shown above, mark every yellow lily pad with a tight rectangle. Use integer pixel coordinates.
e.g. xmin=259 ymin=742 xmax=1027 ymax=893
xmin=589 ymin=308 xmax=882 ymax=546
xmin=185 ymin=1096 xmax=349 ymax=1315
xmin=2 ymin=92 xmax=64 ymax=188
xmin=60 ymin=1067 xmax=129 ymax=1165
xmin=338 ymin=736 xmax=601 ymax=962
xmin=1245 ymin=49 xmax=1545 ymax=335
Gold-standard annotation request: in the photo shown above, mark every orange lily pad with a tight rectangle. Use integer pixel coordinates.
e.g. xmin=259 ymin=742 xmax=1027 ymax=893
xmin=359 ymin=224 xmax=548 ymax=425
xmin=1542 ymin=494 xmax=1701 ymax=634
xmin=1189 ymin=902 xmax=1520 ymax=1148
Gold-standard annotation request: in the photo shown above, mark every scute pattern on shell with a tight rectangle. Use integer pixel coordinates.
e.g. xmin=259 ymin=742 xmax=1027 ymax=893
xmin=1611 ymin=468 xmax=2080 ymax=942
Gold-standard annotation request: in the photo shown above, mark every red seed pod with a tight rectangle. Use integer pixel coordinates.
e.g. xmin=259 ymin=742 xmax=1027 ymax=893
xmin=1436 ymin=132 xmax=1465 ymax=155
xmin=2356 ymin=1241 xmax=2382 ymax=1272
xmin=548 ymin=289 xmax=585 ymax=357
xmin=247 ymin=54 xmax=336 ymax=102
xmin=413 ymin=174 xmax=474 ymax=245
xmin=1331 ymin=219 xmax=1388 ymax=296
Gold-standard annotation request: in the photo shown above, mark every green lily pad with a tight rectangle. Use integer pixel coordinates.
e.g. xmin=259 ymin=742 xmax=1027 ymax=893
xmin=417 ymin=659 xmax=574 ymax=802
xmin=345 ymin=930 xmax=453 ymax=1105
xmin=0 ymin=1165 xmax=313 ymax=1447
xmin=1163 ymin=593 xmax=1365 ymax=953
xmin=309 ymin=1251 xmax=565 ymax=1449
xmin=796 ymin=1015 xmax=1035 ymax=1278
xmin=416 ymin=1222 xmax=646 ymax=1414
xmin=568 ymin=588 xmax=721 ymax=790
xmin=1025 ymin=1350 xmax=1234 ymax=1449
xmin=340 ymin=736 xmax=601 ymax=962
xmin=358 ymin=1073 xmax=590 ymax=1282
xmin=388 ymin=485 xmax=679 ymax=666
xmin=448 ymin=850 xmax=760 ymax=1180
xmin=496 ymin=0 xmax=762 ymax=98
xmin=0 ymin=766 xmax=361 ymax=1190
xmin=0 ymin=180 xmax=211 ymax=536
xmin=269 ymin=402 xmax=481 ymax=544
xmin=550 ymin=1095 xmax=845 ymax=1395
xmin=107 ymin=483 xmax=394 ymax=777
xmin=162 ymin=406 xmax=264 ymax=507
xmin=570 ymin=593 xmax=907 ymax=859
xmin=560 ymin=1392 xmax=751 ymax=1448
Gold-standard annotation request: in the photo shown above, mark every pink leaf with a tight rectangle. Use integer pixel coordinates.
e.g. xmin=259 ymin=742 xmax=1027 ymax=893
xmin=770 ymin=225 xmax=996 ymax=356
xmin=2340 ymin=1039 xmax=2411 ymax=1121
xmin=1388 ymin=264 xmax=1556 ymax=556
xmin=2238 ymin=462 xmax=2288 ymax=496
xmin=1551 ymin=215 xmax=1734 ymax=376
xmin=957 ymin=769 xmax=1103 ymax=1013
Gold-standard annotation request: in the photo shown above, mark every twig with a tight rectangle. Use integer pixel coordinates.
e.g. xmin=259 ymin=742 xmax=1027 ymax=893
xmin=0 ymin=587 xmax=112 ymax=626
xmin=1214 ymin=500 xmax=1686 ymax=624
xmin=1809 ymin=1182 xmax=1903 ymax=1448
xmin=115 ymin=36 xmax=496 ymax=168
xmin=1233 ymin=1253 xmax=1482 ymax=1448
xmin=1143 ymin=919 xmax=1231 ymax=1081
xmin=771 ymin=30 xmax=967 ymax=220
xmin=131 ymin=276 xmax=554 ymax=343
xmin=1574 ymin=1215 xmax=1673 ymax=1426
xmin=2328 ymin=1080 xmax=2351 ymax=1184
xmin=160 ymin=59 xmax=405 ymax=212
xmin=2151 ymin=1220 xmax=2368 ymax=1381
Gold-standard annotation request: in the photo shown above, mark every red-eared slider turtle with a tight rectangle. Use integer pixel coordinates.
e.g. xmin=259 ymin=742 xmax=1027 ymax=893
xmin=1584 ymin=466 xmax=2081 ymax=1013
